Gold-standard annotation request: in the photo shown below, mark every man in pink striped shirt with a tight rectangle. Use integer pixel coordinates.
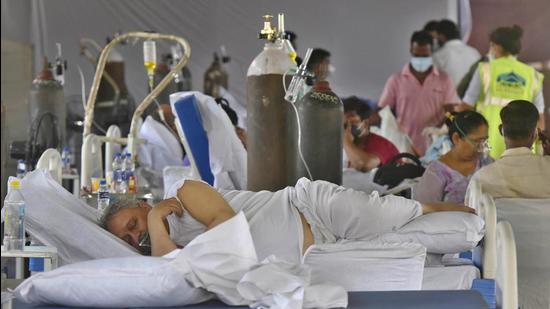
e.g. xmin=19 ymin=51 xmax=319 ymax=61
xmin=378 ymin=30 xmax=459 ymax=156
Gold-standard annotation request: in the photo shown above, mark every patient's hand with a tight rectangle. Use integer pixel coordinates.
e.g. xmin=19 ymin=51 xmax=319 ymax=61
xmin=149 ymin=198 xmax=184 ymax=221
xmin=422 ymin=202 xmax=476 ymax=215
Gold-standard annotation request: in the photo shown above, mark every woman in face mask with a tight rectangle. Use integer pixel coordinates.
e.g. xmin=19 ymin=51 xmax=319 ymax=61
xmin=414 ymin=111 xmax=493 ymax=204
xmin=461 ymin=25 xmax=545 ymax=159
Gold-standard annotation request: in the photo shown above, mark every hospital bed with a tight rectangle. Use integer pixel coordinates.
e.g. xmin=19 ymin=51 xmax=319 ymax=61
xmin=466 ymin=180 xmax=520 ymax=309
xmin=10 ymin=290 xmax=489 ymax=309
xmin=4 ymin=147 xmax=515 ymax=308
xmin=488 ymin=196 xmax=549 ymax=309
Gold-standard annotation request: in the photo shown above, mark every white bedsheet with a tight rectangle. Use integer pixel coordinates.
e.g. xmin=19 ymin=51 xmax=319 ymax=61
xmin=422 ymin=265 xmax=480 ymax=290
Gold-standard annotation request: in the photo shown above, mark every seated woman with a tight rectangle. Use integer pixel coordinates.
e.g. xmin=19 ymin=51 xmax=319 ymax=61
xmin=414 ymin=111 xmax=493 ymax=204
xmin=101 ymin=178 xmax=475 ymax=258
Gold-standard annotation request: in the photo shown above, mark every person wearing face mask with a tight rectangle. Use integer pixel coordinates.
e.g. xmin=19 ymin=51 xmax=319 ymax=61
xmin=432 ymin=19 xmax=481 ymax=87
xmin=414 ymin=111 xmax=492 ymax=204
xmin=306 ymin=48 xmax=333 ymax=83
xmin=462 ymin=25 xmax=545 ymax=159
xmin=378 ymin=30 xmax=460 ymax=157
xmin=342 ymin=97 xmax=399 ymax=172
xmin=469 ymin=100 xmax=550 ymax=199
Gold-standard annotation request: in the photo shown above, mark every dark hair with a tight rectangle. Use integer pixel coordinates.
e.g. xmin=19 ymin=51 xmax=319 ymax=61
xmin=423 ymin=20 xmax=439 ymax=32
xmin=306 ymin=48 xmax=330 ymax=71
xmin=342 ymin=96 xmax=372 ymax=120
xmin=411 ymin=30 xmax=433 ymax=48
xmin=215 ymin=98 xmax=238 ymax=126
xmin=500 ymin=100 xmax=538 ymax=139
xmin=490 ymin=25 xmax=523 ymax=55
xmin=437 ymin=19 xmax=460 ymax=40
xmin=445 ymin=111 xmax=488 ymax=142
xmin=285 ymin=30 xmax=297 ymax=44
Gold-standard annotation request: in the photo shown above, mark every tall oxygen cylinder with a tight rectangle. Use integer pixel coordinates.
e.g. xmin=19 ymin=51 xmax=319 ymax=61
xmin=246 ymin=14 xmax=297 ymax=191
xmin=28 ymin=58 xmax=65 ymax=147
xmin=97 ymin=47 xmax=128 ymax=103
xmin=288 ymin=81 xmax=343 ymax=185
xmin=1 ymin=103 xmax=6 ymax=201
xmin=204 ymin=53 xmax=228 ymax=99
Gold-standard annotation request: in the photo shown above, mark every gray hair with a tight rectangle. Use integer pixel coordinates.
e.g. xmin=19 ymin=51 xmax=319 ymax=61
xmin=99 ymin=198 xmax=141 ymax=229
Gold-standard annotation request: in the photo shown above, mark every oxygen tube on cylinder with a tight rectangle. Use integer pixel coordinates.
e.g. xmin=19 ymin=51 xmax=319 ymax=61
xmin=284 ymin=48 xmax=314 ymax=180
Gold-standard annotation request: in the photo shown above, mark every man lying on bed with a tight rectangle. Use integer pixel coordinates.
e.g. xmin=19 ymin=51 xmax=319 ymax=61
xmin=101 ymin=178 xmax=475 ymax=261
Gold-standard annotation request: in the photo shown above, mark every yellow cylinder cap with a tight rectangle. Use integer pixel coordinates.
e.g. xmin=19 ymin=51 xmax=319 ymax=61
xmin=9 ymin=179 xmax=21 ymax=189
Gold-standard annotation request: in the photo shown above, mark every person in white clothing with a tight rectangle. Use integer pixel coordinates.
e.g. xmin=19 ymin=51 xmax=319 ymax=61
xmin=137 ymin=105 xmax=185 ymax=172
xmin=101 ymin=178 xmax=475 ymax=260
xmin=433 ymin=19 xmax=481 ymax=86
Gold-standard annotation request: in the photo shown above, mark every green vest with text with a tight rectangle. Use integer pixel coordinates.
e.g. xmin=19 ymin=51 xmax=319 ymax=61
xmin=476 ymin=56 xmax=543 ymax=158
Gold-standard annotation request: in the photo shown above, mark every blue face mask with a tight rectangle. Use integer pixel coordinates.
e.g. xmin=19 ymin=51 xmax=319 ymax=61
xmin=410 ymin=57 xmax=433 ymax=73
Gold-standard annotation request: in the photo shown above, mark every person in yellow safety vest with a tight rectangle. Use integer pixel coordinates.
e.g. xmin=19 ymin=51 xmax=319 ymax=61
xmin=461 ymin=25 xmax=545 ymax=159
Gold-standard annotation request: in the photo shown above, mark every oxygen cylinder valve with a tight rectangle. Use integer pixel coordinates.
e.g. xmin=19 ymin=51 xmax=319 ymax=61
xmin=54 ymin=43 xmax=67 ymax=85
xmin=258 ymin=15 xmax=276 ymax=41
xmin=284 ymin=48 xmax=313 ymax=103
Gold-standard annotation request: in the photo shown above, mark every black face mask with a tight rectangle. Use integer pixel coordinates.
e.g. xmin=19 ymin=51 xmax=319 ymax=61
xmin=351 ymin=124 xmax=362 ymax=139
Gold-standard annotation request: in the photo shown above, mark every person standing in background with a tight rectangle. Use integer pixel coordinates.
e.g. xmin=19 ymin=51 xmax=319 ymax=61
xmin=462 ymin=25 xmax=545 ymax=158
xmin=378 ymin=30 xmax=459 ymax=156
xmin=433 ymin=19 xmax=481 ymax=87
xmin=423 ymin=20 xmax=440 ymax=50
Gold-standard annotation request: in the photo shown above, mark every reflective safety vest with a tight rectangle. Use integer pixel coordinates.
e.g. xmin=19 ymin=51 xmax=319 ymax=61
xmin=476 ymin=56 xmax=544 ymax=158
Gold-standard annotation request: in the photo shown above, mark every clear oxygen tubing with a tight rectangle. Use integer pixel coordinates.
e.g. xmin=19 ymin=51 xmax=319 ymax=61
xmin=76 ymin=64 xmax=107 ymax=134
xmin=282 ymin=48 xmax=314 ymax=180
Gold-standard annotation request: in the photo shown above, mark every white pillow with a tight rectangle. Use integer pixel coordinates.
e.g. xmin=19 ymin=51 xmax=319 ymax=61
xmin=304 ymin=240 xmax=426 ymax=291
xmin=14 ymin=256 xmax=213 ymax=307
xmin=373 ymin=212 xmax=485 ymax=254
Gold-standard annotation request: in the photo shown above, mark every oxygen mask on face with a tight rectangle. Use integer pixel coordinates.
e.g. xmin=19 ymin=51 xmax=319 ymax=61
xmin=138 ymin=231 xmax=152 ymax=255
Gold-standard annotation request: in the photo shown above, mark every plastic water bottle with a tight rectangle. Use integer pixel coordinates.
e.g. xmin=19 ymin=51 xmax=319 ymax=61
xmin=61 ymin=146 xmax=72 ymax=173
xmin=98 ymin=179 xmax=110 ymax=215
xmin=3 ymin=179 xmax=26 ymax=251
xmin=112 ymin=153 xmax=124 ymax=193
xmin=124 ymin=153 xmax=137 ymax=193
xmin=28 ymin=238 xmax=44 ymax=276
xmin=16 ymin=160 xmax=26 ymax=179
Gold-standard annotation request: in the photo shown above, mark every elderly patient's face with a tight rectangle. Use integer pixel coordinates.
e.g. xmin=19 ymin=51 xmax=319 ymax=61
xmin=106 ymin=202 xmax=151 ymax=251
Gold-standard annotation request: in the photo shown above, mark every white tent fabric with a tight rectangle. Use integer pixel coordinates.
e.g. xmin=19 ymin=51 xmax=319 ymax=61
xmin=2 ymin=0 xmax=456 ymax=107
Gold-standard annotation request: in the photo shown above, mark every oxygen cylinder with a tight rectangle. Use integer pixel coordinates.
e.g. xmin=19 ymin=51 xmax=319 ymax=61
xmin=1 ymin=103 xmax=5 ymax=201
xmin=97 ymin=47 xmax=128 ymax=102
xmin=246 ymin=42 xmax=297 ymax=191
xmin=204 ymin=53 xmax=228 ymax=99
xmin=288 ymin=81 xmax=343 ymax=185
xmin=28 ymin=58 xmax=65 ymax=147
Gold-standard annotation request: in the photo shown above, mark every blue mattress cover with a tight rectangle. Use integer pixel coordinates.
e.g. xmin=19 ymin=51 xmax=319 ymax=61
xmin=13 ymin=290 xmax=488 ymax=309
